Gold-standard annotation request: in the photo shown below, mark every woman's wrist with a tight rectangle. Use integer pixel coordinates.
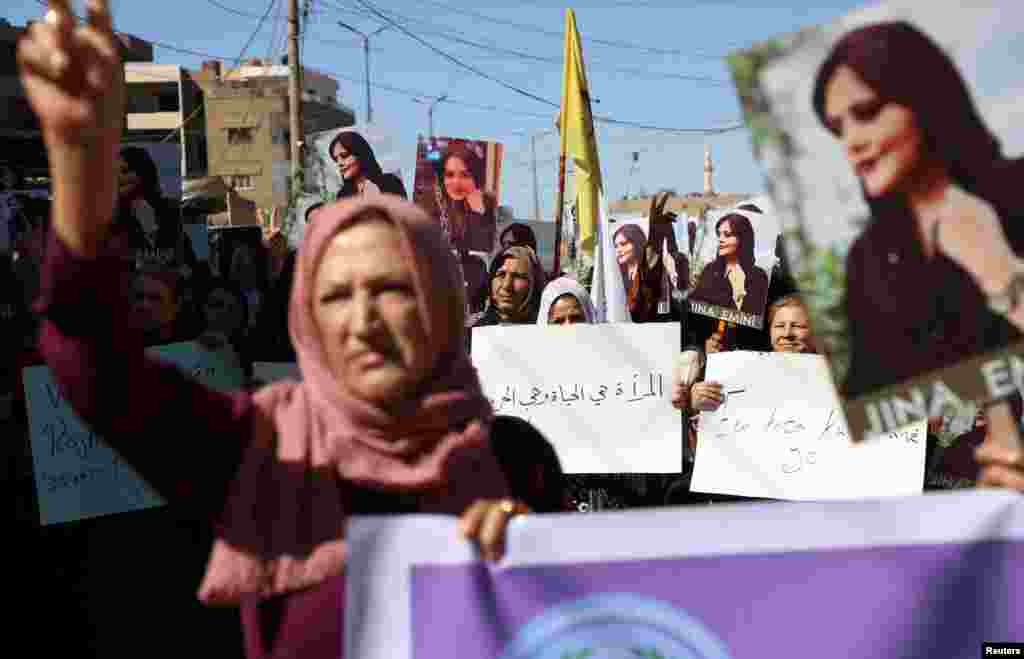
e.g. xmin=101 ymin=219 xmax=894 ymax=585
xmin=49 ymin=143 xmax=118 ymax=257
xmin=974 ymin=252 xmax=1021 ymax=299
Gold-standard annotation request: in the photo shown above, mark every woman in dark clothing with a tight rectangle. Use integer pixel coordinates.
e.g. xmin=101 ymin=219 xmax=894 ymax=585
xmin=116 ymin=146 xmax=196 ymax=272
xmin=812 ymin=21 xmax=1024 ymax=400
xmin=473 ymin=245 xmax=545 ymax=328
xmin=490 ymin=415 xmax=567 ymax=513
xmin=690 ymin=212 xmax=769 ymax=317
xmin=499 ymin=222 xmax=538 ymax=252
xmin=611 ymin=193 xmax=685 ymax=324
xmin=329 ymin=130 xmax=407 ymax=200
xmin=251 ymin=249 xmax=298 ymax=363
xmin=22 ymin=9 xmax=536 ymax=657
xmin=438 ymin=141 xmax=498 ymax=253
xmin=198 ymin=277 xmax=253 ymax=376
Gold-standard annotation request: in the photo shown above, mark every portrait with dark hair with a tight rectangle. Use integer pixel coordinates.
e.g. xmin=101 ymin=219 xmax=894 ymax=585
xmin=306 ymin=124 xmax=406 ymax=202
xmin=730 ymin=3 xmax=1024 ymax=437
xmin=413 ymin=136 xmax=504 ymax=253
xmin=686 ymin=203 xmax=778 ymax=329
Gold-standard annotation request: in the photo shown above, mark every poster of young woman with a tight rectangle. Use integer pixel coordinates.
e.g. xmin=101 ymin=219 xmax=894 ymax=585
xmin=607 ymin=203 xmax=697 ymax=323
xmin=413 ymin=136 xmax=504 ymax=254
xmin=729 ymin=1 xmax=1024 ymax=439
xmin=684 ymin=200 xmax=780 ymax=329
xmin=305 ymin=123 xmax=406 ymax=202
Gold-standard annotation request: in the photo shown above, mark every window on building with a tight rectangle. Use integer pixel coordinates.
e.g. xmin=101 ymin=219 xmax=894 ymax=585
xmin=157 ymin=93 xmax=180 ymax=112
xmin=271 ymin=123 xmax=289 ymax=146
xmin=230 ymin=175 xmax=255 ymax=190
xmin=227 ymin=127 xmax=255 ymax=145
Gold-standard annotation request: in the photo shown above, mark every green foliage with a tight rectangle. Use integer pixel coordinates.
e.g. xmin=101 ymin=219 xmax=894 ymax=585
xmin=633 ymin=648 xmax=669 ymax=659
xmin=561 ymin=650 xmax=593 ymax=659
xmin=795 ymin=242 xmax=850 ymax=382
xmin=727 ymin=39 xmax=788 ymax=157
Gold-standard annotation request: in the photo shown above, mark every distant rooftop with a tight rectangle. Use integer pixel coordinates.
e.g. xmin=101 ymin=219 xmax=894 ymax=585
xmin=609 ymin=193 xmax=755 ymax=216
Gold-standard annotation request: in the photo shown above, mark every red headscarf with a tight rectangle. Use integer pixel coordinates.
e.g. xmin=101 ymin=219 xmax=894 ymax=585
xmin=198 ymin=195 xmax=508 ymax=604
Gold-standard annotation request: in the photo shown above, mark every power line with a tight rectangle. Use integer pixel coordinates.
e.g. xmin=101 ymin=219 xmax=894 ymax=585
xmin=30 ymin=0 xmax=738 ymax=135
xmin=353 ymin=0 xmax=740 ymax=135
xmin=353 ymin=0 xmax=556 ymax=106
xmin=352 ymin=0 xmax=729 ymax=61
xmin=318 ymin=0 xmax=728 ymax=85
xmin=160 ymin=0 xmax=280 ymax=142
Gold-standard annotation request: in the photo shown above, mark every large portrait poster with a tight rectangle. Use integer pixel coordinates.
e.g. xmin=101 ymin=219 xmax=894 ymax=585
xmin=729 ymin=1 xmax=1024 ymax=439
xmin=413 ymin=136 xmax=504 ymax=254
xmin=684 ymin=201 xmax=780 ymax=329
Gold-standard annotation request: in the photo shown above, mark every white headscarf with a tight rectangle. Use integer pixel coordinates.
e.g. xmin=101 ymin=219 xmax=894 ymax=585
xmin=537 ymin=276 xmax=597 ymax=325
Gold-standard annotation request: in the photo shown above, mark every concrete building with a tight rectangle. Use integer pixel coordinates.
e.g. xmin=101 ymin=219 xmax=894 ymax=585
xmin=124 ymin=62 xmax=209 ymax=198
xmin=199 ymin=59 xmax=355 ymax=225
xmin=1 ymin=18 xmax=154 ymax=186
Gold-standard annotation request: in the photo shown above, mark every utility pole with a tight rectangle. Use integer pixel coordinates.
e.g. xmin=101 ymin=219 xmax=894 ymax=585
xmin=427 ymin=94 xmax=447 ymax=139
xmin=530 ymin=133 xmax=541 ymax=222
xmin=288 ymin=0 xmax=303 ymax=197
xmin=337 ymin=22 xmax=389 ymax=124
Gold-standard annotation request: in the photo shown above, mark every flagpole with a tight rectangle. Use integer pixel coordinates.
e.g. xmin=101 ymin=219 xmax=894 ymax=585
xmin=552 ymin=152 xmax=567 ymax=276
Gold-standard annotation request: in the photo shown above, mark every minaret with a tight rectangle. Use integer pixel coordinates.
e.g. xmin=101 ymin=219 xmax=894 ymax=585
xmin=703 ymin=144 xmax=715 ymax=196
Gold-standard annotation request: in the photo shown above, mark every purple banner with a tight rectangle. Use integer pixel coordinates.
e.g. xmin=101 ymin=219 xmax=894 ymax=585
xmin=412 ymin=541 xmax=1024 ymax=658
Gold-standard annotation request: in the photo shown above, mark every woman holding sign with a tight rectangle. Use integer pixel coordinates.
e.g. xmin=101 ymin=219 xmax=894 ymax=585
xmin=19 ymin=5 xmax=532 ymax=657
xmin=681 ymin=295 xmax=817 ymax=414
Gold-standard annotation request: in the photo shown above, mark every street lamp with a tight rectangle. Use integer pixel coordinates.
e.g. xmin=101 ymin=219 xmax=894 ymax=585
xmin=336 ymin=21 xmax=390 ymax=124
xmin=530 ymin=128 xmax=557 ymax=222
xmin=413 ymin=93 xmax=448 ymax=138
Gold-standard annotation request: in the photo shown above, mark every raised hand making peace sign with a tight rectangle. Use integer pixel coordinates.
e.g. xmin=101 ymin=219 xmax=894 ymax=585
xmin=17 ymin=0 xmax=124 ymax=256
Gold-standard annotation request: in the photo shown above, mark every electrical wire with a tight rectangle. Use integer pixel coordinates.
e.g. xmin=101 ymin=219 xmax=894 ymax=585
xmin=337 ymin=0 xmax=728 ymax=60
xmin=318 ymin=0 xmax=728 ymax=85
xmin=27 ymin=0 xmax=738 ymax=135
xmin=354 ymin=0 xmax=555 ymax=106
xmin=354 ymin=0 xmax=741 ymax=135
xmin=159 ymin=0 xmax=279 ymax=142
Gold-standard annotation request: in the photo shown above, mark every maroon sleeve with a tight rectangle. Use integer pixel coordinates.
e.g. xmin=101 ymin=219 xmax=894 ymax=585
xmin=34 ymin=230 xmax=255 ymax=520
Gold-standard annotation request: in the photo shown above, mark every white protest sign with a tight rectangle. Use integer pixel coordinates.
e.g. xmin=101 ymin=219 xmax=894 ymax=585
xmin=472 ymin=323 xmax=682 ymax=474
xmin=253 ymin=362 xmax=300 ymax=383
xmin=690 ymin=351 xmax=927 ymax=500
xmin=23 ymin=342 xmax=246 ymax=525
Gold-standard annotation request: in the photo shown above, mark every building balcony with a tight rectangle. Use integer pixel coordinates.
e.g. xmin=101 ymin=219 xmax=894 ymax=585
xmin=127 ymin=111 xmax=182 ymax=131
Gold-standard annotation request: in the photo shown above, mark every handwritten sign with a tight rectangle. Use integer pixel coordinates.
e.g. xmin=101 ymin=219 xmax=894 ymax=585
xmin=23 ymin=341 xmax=246 ymax=525
xmin=252 ymin=362 xmax=300 ymax=384
xmin=472 ymin=323 xmax=682 ymax=474
xmin=690 ymin=351 xmax=927 ymax=500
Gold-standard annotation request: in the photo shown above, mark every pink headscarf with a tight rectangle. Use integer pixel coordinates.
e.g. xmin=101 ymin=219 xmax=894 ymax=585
xmin=198 ymin=195 xmax=509 ymax=605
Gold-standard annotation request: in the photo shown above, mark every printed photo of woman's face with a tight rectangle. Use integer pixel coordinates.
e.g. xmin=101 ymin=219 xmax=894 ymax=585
xmin=443 ymin=156 xmax=477 ymax=201
xmin=823 ymin=65 xmax=926 ymax=199
xmin=717 ymin=220 xmax=739 ymax=259
xmin=331 ymin=143 xmax=361 ymax=181
xmin=614 ymin=233 xmax=637 ymax=267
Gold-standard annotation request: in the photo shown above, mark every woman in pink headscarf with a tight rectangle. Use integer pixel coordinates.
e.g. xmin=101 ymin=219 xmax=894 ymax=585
xmin=20 ymin=4 xmax=533 ymax=657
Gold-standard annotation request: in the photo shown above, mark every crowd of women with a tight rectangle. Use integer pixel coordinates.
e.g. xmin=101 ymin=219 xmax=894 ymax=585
xmin=5 ymin=2 xmax=1024 ymax=657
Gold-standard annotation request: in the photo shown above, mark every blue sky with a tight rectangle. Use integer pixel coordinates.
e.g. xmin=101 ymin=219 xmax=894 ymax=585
xmin=6 ymin=0 xmax=865 ymax=220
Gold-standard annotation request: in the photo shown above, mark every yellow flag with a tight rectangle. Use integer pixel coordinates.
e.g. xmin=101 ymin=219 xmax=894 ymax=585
xmin=559 ymin=8 xmax=602 ymax=258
